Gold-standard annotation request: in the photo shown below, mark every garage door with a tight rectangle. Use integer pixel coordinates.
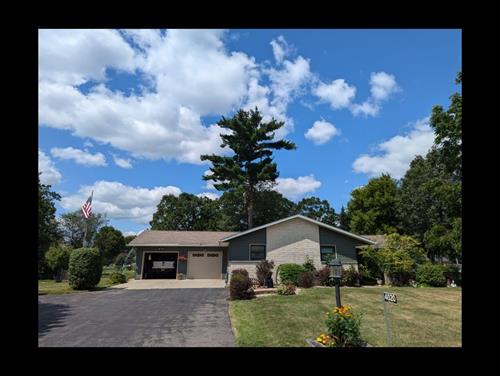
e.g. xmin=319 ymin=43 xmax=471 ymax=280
xmin=187 ymin=251 xmax=222 ymax=279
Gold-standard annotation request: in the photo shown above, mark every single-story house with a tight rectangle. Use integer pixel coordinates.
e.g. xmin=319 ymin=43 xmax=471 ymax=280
xmin=127 ymin=214 xmax=375 ymax=281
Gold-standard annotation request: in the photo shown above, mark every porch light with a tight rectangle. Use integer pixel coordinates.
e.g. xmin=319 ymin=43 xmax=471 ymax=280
xmin=329 ymin=258 xmax=342 ymax=308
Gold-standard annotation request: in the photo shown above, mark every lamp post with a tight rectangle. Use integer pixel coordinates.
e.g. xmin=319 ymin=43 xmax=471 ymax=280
xmin=329 ymin=258 xmax=343 ymax=307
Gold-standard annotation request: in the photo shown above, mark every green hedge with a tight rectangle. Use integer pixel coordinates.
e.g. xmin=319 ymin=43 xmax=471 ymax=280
xmin=109 ymin=271 xmax=127 ymax=284
xmin=278 ymin=264 xmax=307 ymax=285
xmin=68 ymin=248 xmax=103 ymax=290
xmin=416 ymin=263 xmax=447 ymax=287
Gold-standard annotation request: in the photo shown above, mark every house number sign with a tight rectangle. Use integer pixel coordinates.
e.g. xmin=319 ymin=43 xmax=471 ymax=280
xmin=383 ymin=292 xmax=397 ymax=304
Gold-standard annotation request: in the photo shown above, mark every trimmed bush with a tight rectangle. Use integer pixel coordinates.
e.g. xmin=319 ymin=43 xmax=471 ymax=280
xmin=316 ymin=266 xmax=333 ymax=286
xmin=277 ymin=283 xmax=296 ymax=295
xmin=68 ymin=248 xmax=103 ymax=290
xmin=341 ymin=265 xmax=361 ymax=287
xmin=416 ymin=263 xmax=447 ymax=287
xmin=109 ymin=271 xmax=127 ymax=284
xmin=230 ymin=271 xmax=255 ymax=300
xmin=231 ymin=268 xmax=249 ymax=278
xmin=278 ymin=263 xmax=307 ymax=285
xmin=256 ymin=260 xmax=274 ymax=287
xmin=298 ymin=271 xmax=315 ymax=288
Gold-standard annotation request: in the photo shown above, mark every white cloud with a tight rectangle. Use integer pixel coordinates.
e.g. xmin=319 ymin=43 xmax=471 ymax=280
xmin=304 ymin=120 xmax=340 ymax=145
xmin=270 ymin=35 xmax=290 ymax=64
xmin=350 ymin=100 xmax=380 ymax=117
xmin=123 ymin=231 xmax=138 ymax=237
xmin=314 ymin=79 xmax=356 ymax=109
xmin=83 ymin=141 xmax=94 ymax=148
xmin=313 ymin=72 xmax=399 ymax=118
xmin=274 ymin=175 xmax=322 ymax=200
xmin=196 ymin=192 xmax=220 ymax=200
xmin=113 ymin=155 xmax=133 ymax=169
xmin=51 ymin=147 xmax=107 ymax=166
xmin=39 ymin=29 xmax=258 ymax=165
xmin=352 ymin=117 xmax=434 ymax=179
xmin=38 ymin=149 xmax=62 ymax=185
xmin=39 ymin=29 xmax=138 ymax=86
xmin=369 ymin=72 xmax=399 ymax=101
xmin=60 ymin=181 xmax=182 ymax=224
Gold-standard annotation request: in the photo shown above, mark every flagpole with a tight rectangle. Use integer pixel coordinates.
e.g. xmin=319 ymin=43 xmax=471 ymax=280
xmin=82 ymin=190 xmax=93 ymax=248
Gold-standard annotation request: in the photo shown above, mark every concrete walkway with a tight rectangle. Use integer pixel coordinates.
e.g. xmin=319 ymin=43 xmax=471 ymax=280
xmin=111 ymin=279 xmax=226 ymax=289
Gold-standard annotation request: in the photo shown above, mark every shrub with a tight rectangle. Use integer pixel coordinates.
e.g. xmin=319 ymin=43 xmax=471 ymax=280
xmin=229 ymin=272 xmax=255 ymax=300
xmin=68 ymin=248 xmax=103 ymax=290
xmin=302 ymin=256 xmax=316 ymax=272
xmin=443 ymin=264 xmax=462 ymax=286
xmin=316 ymin=266 xmax=333 ymax=286
xmin=45 ymin=243 xmax=72 ymax=280
xmin=416 ymin=263 xmax=447 ymax=287
xmin=324 ymin=305 xmax=363 ymax=347
xmin=298 ymin=271 xmax=315 ymax=288
xmin=109 ymin=271 xmax=127 ymax=284
xmin=341 ymin=265 xmax=361 ymax=287
xmin=256 ymin=260 xmax=274 ymax=286
xmin=278 ymin=263 xmax=306 ymax=285
xmin=231 ymin=268 xmax=249 ymax=278
xmin=277 ymin=283 xmax=296 ymax=295
xmin=358 ymin=264 xmax=378 ymax=286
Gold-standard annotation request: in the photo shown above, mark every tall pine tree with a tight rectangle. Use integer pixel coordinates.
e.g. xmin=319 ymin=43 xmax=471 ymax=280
xmin=201 ymin=108 xmax=296 ymax=229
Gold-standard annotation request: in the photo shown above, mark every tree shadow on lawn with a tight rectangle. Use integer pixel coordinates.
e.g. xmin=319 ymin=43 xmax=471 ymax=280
xmin=38 ymin=302 xmax=72 ymax=337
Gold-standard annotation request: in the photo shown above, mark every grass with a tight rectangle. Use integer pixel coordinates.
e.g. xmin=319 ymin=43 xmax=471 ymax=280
xmin=229 ymin=286 xmax=461 ymax=347
xmin=38 ymin=266 xmax=135 ymax=295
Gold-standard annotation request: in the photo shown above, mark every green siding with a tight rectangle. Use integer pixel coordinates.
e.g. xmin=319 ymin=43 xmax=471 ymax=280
xmin=318 ymin=227 xmax=366 ymax=264
xmin=228 ymin=229 xmax=266 ymax=261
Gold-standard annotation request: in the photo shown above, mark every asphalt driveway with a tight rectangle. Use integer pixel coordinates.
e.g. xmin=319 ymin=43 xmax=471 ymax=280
xmin=38 ymin=288 xmax=235 ymax=347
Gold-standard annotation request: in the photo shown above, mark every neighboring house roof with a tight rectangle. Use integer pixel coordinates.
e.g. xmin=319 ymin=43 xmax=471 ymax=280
xmin=127 ymin=230 xmax=238 ymax=247
xmin=220 ymin=214 xmax=376 ymax=245
xmin=360 ymin=235 xmax=386 ymax=248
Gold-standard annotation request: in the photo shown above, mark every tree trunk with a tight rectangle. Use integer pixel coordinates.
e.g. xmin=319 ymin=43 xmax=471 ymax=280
xmin=247 ymin=192 xmax=254 ymax=229
xmin=383 ymin=272 xmax=392 ymax=286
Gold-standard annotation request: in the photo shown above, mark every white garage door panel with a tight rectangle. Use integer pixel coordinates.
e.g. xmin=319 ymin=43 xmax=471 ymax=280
xmin=187 ymin=251 xmax=222 ymax=279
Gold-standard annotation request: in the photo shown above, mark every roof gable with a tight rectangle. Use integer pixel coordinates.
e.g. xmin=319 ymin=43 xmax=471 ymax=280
xmin=220 ymin=215 xmax=375 ymax=244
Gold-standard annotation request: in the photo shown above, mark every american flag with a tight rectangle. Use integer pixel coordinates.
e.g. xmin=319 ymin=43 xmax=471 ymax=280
xmin=81 ymin=191 xmax=93 ymax=219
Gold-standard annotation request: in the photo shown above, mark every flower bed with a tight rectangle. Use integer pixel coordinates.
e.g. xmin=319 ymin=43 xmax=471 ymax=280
xmin=311 ymin=305 xmax=365 ymax=347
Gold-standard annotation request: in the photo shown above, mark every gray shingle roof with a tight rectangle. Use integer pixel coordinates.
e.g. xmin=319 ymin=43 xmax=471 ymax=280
xmin=127 ymin=230 xmax=239 ymax=246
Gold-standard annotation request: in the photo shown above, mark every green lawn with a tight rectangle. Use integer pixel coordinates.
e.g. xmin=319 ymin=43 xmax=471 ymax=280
xmin=38 ymin=266 xmax=135 ymax=295
xmin=229 ymin=286 xmax=461 ymax=347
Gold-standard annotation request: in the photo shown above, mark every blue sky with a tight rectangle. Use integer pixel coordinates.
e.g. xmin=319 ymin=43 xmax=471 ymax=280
xmin=38 ymin=29 xmax=461 ymax=235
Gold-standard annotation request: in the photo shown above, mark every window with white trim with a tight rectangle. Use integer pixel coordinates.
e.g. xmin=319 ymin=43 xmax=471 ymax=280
xmin=320 ymin=245 xmax=336 ymax=263
xmin=249 ymin=244 xmax=266 ymax=260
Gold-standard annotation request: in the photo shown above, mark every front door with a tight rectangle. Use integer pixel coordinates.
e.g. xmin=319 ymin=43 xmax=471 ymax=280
xmin=142 ymin=252 xmax=177 ymax=279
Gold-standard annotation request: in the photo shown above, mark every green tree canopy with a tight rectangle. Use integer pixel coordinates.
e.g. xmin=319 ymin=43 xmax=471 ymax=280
xmin=347 ymin=174 xmax=399 ymax=235
xmin=201 ymin=108 xmax=296 ymax=229
xmin=94 ymin=226 xmax=126 ymax=264
xmin=360 ymin=233 xmax=426 ymax=285
xmin=124 ymin=235 xmax=136 ymax=245
xmin=150 ymin=193 xmax=220 ymax=231
xmin=38 ymin=175 xmax=62 ymax=273
xmin=397 ymin=72 xmax=461 ymax=262
xmin=338 ymin=206 xmax=350 ymax=231
xmin=294 ymin=196 xmax=336 ymax=226
xmin=58 ymin=211 xmax=108 ymax=248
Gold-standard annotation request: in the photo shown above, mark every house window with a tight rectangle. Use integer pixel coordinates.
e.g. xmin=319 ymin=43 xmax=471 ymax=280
xmin=250 ymin=245 xmax=266 ymax=260
xmin=320 ymin=245 xmax=336 ymax=263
